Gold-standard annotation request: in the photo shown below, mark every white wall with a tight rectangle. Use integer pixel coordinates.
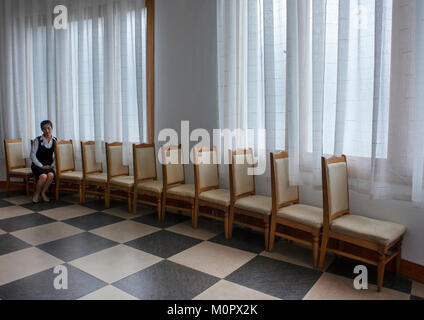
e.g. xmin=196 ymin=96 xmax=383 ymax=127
xmin=154 ymin=0 xmax=218 ymax=183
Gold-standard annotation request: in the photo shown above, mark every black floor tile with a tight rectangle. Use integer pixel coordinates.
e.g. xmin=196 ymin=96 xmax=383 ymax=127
xmin=0 ymin=234 xmax=31 ymax=256
xmin=63 ymin=212 xmax=124 ymax=231
xmin=132 ymin=212 xmax=190 ymax=229
xmin=0 ymin=199 xmax=14 ymax=208
xmin=113 ymin=260 xmax=219 ymax=300
xmin=209 ymin=226 xmax=267 ymax=254
xmin=326 ymin=257 xmax=413 ymax=294
xmin=37 ymin=232 xmax=118 ymax=262
xmin=0 ymin=264 xmax=107 ymax=300
xmin=21 ymin=200 xmax=74 ymax=212
xmin=0 ymin=190 xmax=28 ymax=200
xmin=125 ymin=230 xmax=202 ymax=259
xmin=0 ymin=213 xmax=56 ymax=232
xmin=134 ymin=205 xmax=157 ymax=216
xmin=225 ymin=255 xmax=322 ymax=300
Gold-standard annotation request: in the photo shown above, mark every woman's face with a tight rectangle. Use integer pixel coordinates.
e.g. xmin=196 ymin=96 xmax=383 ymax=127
xmin=42 ymin=124 xmax=53 ymax=138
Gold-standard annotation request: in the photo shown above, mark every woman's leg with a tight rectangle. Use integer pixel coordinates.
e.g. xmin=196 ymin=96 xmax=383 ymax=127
xmin=41 ymin=172 xmax=55 ymax=200
xmin=34 ymin=174 xmax=47 ymax=201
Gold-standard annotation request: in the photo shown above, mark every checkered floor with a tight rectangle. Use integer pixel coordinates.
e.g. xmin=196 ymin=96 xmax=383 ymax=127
xmin=0 ymin=190 xmax=423 ymax=300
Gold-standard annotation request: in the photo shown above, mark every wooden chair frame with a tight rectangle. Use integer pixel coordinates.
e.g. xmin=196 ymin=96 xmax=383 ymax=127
xmin=4 ymin=139 xmax=33 ymax=196
xmin=105 ymin=142 xmax=134 ymax=213
xmin=229 ymin=149 xmax=271 ymax=250
xmin=194 ymin=147 xmax=229 ymax=239
xmin=133 ymin=143 xmax=162 ymax=219
xmin=319 ymin=155 xmax=403 ymax=291
xmin=55 ymin=140 xmax=83 ymax=203
xmin=81 ymin=141 xmax=106 ymax=204
xmin=269 ymin=151 xmax=321 ymax=269
xmin=161 ymin=144 xmax=196 ymax=225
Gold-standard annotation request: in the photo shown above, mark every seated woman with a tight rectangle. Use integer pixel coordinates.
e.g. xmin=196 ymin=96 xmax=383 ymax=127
xmin=30 ymin=120 xmax=58 ymax=204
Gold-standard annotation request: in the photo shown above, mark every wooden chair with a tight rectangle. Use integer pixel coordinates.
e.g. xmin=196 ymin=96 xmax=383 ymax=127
xmin=269 ymin=151 xmax=323 ymax=269
xmin=194 ymin=147 xmax=230 ymax=239
xmin=105 ymin=142 xmax=134 ymax=212
xmin=55 ymin=140 xmax=84 ymax=202
xmin=4 ymin=139 xmax=33 ymax=196
xmin=319 ymin=155 xmax=407 ymax=291
xmin=81 ymin=141 xmax=107 ymax=203
xmin=161 ymin=144 xmax=196 ymax=225
xmin=133 ymin=143 xmax=163 ymax=218
xmin=229 ymin=149 xmax=272 ymax=250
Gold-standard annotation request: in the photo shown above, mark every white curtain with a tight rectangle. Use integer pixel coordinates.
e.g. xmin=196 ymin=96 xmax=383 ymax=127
xmin=217 ymin=0 xmax=424 ymax=205
xmin=0 ymin=0 xmax=147 ymax=178
xmin=217 ymin=0 xmax=288 ymax=188
xmin=311 ymin=0 xmax=393 ymax=198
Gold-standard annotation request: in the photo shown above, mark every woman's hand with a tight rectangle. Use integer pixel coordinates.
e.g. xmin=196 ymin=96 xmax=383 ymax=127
xmin=42 ymin=165 xmax=53 ymax=170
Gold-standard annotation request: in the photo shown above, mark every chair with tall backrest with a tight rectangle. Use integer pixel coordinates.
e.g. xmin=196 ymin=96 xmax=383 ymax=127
xmin=55 ymin=140 xmax=84 ymax=202
xmin=4 ymin=139 xmax=33 ymax=196
xmin=229 ymin=149 xmax=272 ymax=250
xmin=161 ymin=144 xmax=196 ymax=225
xmin=105 ymin=142 xmax=134 ymax=212
xmin=133 ymin=143 xmax=163 ymax=219
xmin=194 ymin=147 xmax=230 ymax=238
xmin=319 ymin=155 xmax=407 ymax=291
xmin=81 ymin=141 xmax=107 ymax=203
xmin=269 ymin=151 xmax=323 ymax=269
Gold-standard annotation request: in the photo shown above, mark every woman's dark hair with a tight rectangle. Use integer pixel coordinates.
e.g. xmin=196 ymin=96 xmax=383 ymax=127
xmin=40 ymin=120 xmax=53 ymax=129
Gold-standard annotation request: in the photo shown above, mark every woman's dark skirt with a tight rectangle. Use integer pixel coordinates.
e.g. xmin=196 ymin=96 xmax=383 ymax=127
xmin=31 ymin=164 xmax=55 ymax=179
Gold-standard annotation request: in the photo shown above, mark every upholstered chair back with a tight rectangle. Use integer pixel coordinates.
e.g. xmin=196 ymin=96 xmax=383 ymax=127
xmin=196 ymin=149 xmax=219 ymax=189
xmin=82 ymin=143 xmax=102 ymax=173
xmin=5 ymin=140 xmax=25 ymax=168
xmin=327 ymin=159 xmax=349 ymax=217
xmin=135 ymin=145 xmax=156 ymax=181
xmin=232 ymin=151 xmax=255 ymax=197
xmin=274 ymin=156 xmax=299 ymax=206
xmin=57 ymin=141 xmax=75 ymax=172
xmin=107 ymin=144 xmax=129 ymax=177
xmin=163 ymin=147 xmax=184 ymax=185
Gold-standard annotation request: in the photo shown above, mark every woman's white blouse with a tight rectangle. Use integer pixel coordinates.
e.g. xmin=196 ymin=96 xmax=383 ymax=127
xmin=30 ymin=136 xmax=56 ymax=168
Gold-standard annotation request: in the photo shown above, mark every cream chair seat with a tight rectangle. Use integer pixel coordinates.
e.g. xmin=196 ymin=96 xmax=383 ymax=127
xmin=199 ymin=189 xmax=231 ymax=207
xmin=133 ymin=143 xmax=163 ymax=218
xmin=106 ymin=142 xmax=134 ymax=212
xmin=268 ymin=151 xmax=324 ymax=269
xmin=162 ymin=145 xmax=196 ymax=224
xmin=9 ymin=167 xmax=33 ymax=176
xmin=86 ymin=172 xmax=108 ymax=183
xmin=331 ymin=214 xmax=406 ymax=246
xmin=81 ymin=141 xmax=107 ymax=203
xmin=229 ymin=149 xmax=272 ymax=250
xmin=55 ymin=140 xmax=84 ymax=202
xmin=194 ymin=147 xmax=231 ymax=238
xmin=136 ymin=179 xmax=163 ymax=193
xmin=234 ymin=195 xmax=272 ymax=216
xmin=4 ymin=139 xmax=34 ymax=196
xmin=319 ymin=155 xmax=406 ymax=292
xmin=60 ymin=171 xmax=83 ymax=181
xmin=167 ymin=184 xmax=195 ymax=198
xmin=110 ymin=176 xmax=134 ymax=188
xmin=277 ymin=204 xmax=323 ymax=229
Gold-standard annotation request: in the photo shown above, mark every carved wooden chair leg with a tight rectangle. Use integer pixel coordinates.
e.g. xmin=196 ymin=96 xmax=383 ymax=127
xmin=319 ymin=231 xmax=329 ymax=271
xmin=377 ymin=254 xmax=386 ymax=292
xmin=224 ymin=209 xmax=230 ymax=240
